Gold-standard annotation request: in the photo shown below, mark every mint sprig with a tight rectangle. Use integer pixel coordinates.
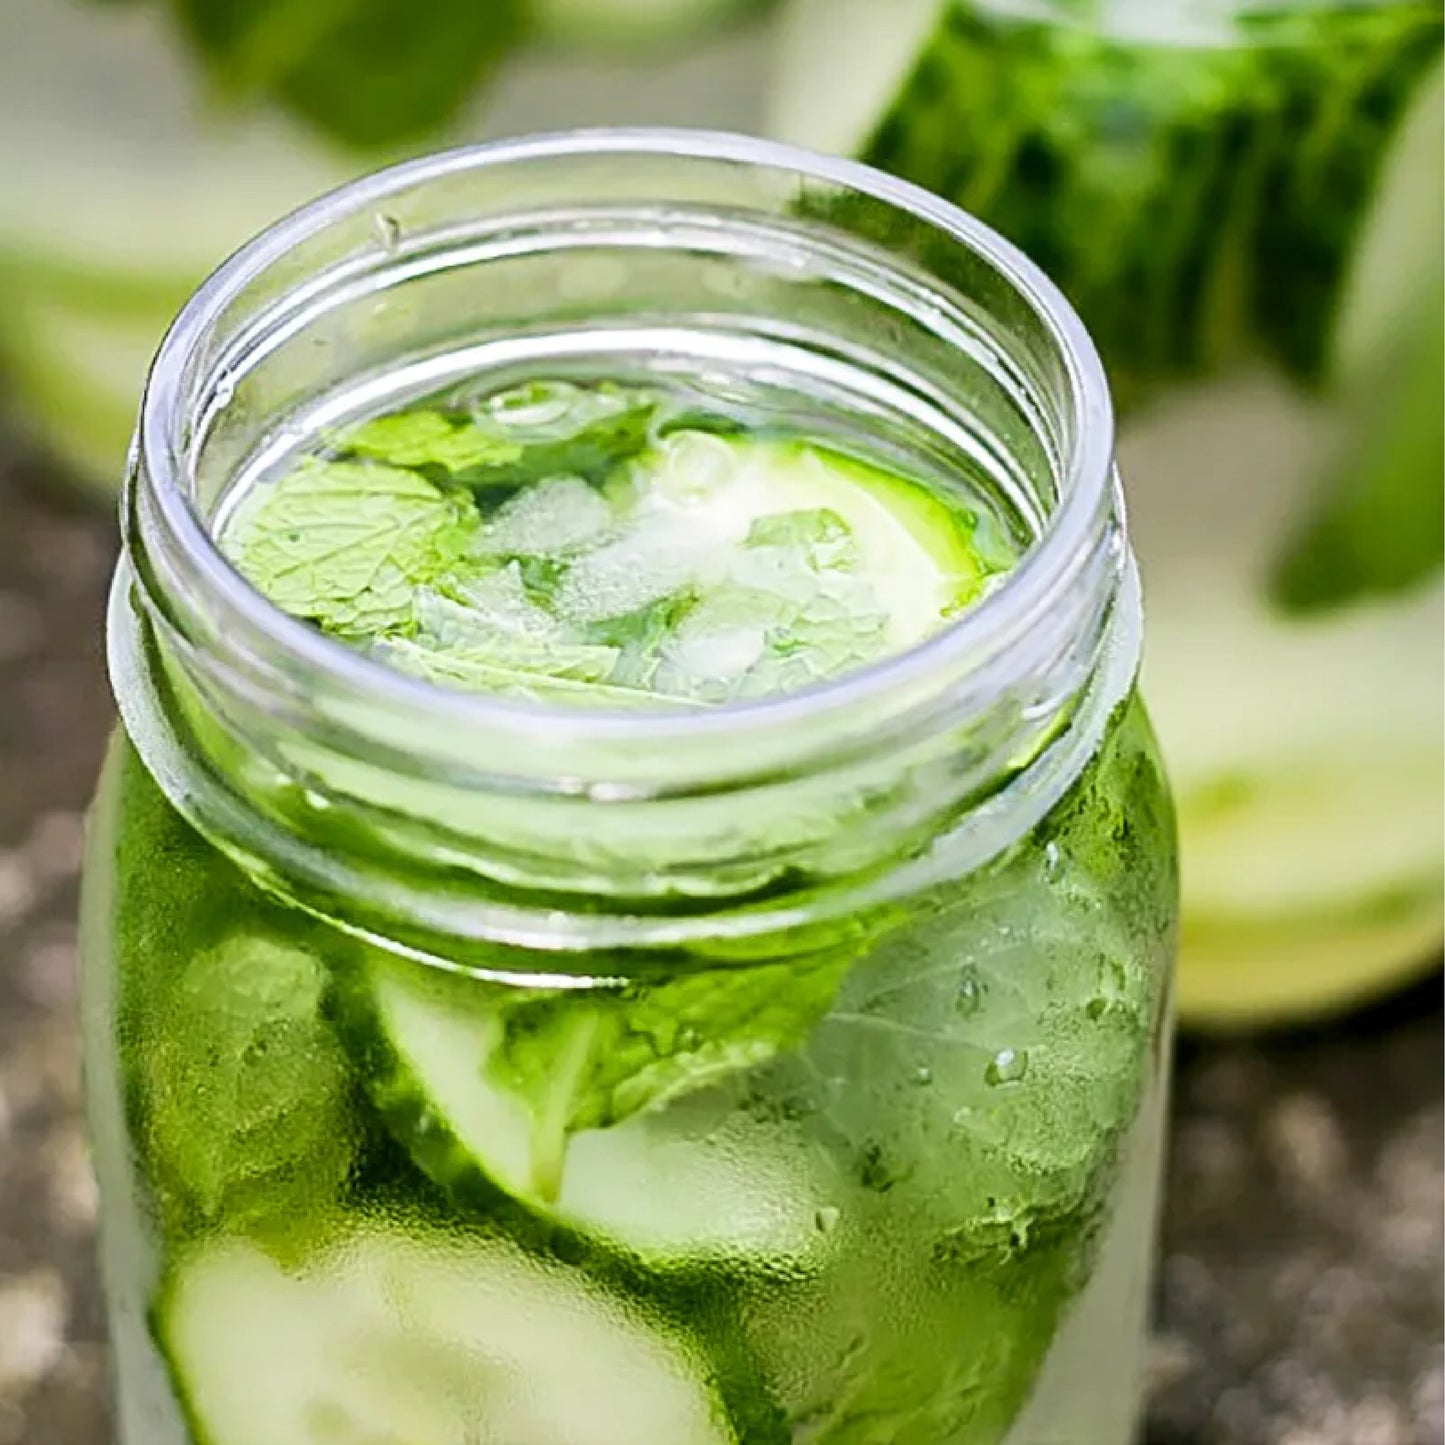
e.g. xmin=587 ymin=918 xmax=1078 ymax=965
xmin=223 ymin=457 xmax=478 ymax=635
xmin=491 ymin=952 xmax=853 ymax=1201
xmin=94 ymin=0 xmax=527 ymax=150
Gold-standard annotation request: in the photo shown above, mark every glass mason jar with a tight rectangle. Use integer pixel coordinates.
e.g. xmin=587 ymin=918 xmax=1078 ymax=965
xmin=82 ymin=133 xmax=1177 ymax=1445
xmin=770 ymin=0 xmax=1444 ymax=1024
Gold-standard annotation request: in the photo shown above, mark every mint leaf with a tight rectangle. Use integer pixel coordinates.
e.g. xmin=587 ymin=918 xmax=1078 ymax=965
xmin=276 ymin=0 xmax=524 ymax=149
xmin=652 ymin=507 xmax=888 ymax=703
xmin=744 ymin=507 xmax=858 ymax=567
xmin=142 ymin=934 xmax=355 ymax=1229
xmin=491 ymin=953 xmax=853 ymax=1201
xmin=222 ymin=458 xmax=479 ymax=635
xmin=450 ymin=380 xmax=659 ymax=489
xmin=337 ymin=383 xmax=657 ymax=497
xmin=149 ymin=0 xmax=526 ymax=150
xmin=339 ymin=412 xmax=524 ymax=474
xmin=585 ymin=597 xmax=690 ymax=692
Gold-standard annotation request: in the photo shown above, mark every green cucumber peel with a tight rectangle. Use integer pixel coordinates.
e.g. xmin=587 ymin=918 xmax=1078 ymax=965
xmin=775 ymin=0 xmax=1443 ymax=398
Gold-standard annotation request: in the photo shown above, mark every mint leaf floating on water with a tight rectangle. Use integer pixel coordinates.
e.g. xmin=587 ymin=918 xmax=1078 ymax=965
xmin=458 ymin=379 xmax=661 ymax=490
xmin=340 ymin=411 xmax=524 ymax=474
xmin=223 ymin=457 xmax=478 ymax=636
xmin=334 ymin=382 xmax=658 ymax=495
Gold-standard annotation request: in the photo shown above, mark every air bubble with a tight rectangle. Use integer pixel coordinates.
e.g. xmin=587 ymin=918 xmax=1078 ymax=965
xmin=985 ymin=1048 xmax=1029 ymax=1087
xmin=814 ymin=1205 xmax=841 ymax=1234
xmin=955 ymin=967 xmax=983 ymax=1017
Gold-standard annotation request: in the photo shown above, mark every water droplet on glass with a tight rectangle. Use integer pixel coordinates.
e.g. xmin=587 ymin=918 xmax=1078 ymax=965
xmin=374 ymin=213 xmax=402 ymax=252
xmin=912 ymin=1065 xmax=934 ymax=1087
xmin=1043 ymin=840 xmax=1063 ymax=878
xmin=951 ymin=1105 xmax=975 ymax=1129
xmin=1088 ymin=959 xmax=1128 ymax=1022
xmin=858 ymin=1143 xmax=896 ymax=1193
xmin=955 ymin=967 xmax=983 ymax=1017
xmin=212 ymin=374 xmax=236 ymax=408
xmin=814 ymin=1205 xmax=841 ymax=1234
xmin=985 ymin=1048 xmax=1029 ymax=1087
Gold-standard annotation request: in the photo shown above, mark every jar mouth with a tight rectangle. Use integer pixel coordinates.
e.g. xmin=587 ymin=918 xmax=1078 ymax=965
xmin=135 ymin=127 xmax=1117 ymax=755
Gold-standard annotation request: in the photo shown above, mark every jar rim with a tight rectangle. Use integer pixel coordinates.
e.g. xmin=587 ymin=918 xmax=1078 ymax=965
xmin=136 ymin=126 xmax=1117 ymax=752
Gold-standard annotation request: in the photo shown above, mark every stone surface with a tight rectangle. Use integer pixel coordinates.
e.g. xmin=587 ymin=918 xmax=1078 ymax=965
xmin=0 ymin=449 xmax=1440 ymax=1444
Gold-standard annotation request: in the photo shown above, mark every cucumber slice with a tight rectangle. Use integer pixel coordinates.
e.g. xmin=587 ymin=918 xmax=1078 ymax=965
xmin=159 ymin=1226 xmax=736 ymax=1445
xmin=594 ymin=431 xmax=997 ymax=657
xmin=355 ymin=953 xmax=833 ymax=1262
xmin=0 ymin=0 xmax=359 ymax=487
xmin=1179 ymin=898 xmax=1444 ymax=1028
xmin=1124 ymin=370 xmax=1444 ymax=1023
xmin=769 ymin=0 xmax=1444 ymax=399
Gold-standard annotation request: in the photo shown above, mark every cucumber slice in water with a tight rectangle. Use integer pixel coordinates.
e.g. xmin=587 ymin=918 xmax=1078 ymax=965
xmin=0 ymin=0 xmax=361 ymax=487
xmin=159 ymin=1227 xmax=736 ymax=1445
xmin=586 ymin=431 xmax=995 ymax=658
xmin=355 ymin=952 xmax=833 ymax=1262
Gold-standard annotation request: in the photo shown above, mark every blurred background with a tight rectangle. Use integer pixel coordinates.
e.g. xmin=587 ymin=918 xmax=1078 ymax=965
xmin=0 ymin=1 xmax=1441 ymax=1442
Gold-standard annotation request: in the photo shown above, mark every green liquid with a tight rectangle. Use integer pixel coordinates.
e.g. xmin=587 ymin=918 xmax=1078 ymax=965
xmin=93 ymin=369 xmax=1174 ymax=1444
